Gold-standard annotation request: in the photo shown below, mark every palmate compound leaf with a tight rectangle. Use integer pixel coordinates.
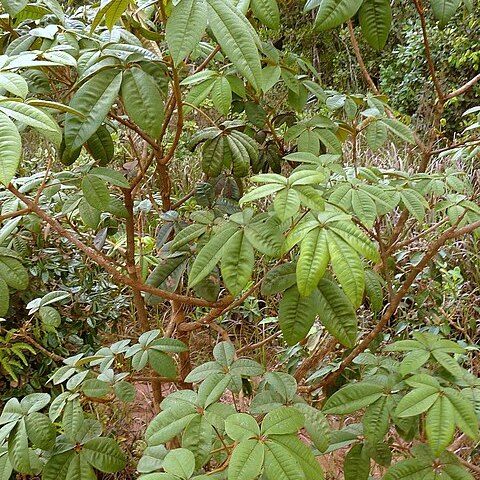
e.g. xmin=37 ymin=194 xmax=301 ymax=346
xmin=0 ymin=112 xmax=21 ymax=186
xmin=166 ymin=0 xmax=208 ymax=66
xmin=323 ymin=382 xmax=385 ymax=414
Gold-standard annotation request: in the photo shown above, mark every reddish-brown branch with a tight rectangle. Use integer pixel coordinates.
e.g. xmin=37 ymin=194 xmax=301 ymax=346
xmin=8 ymin=185 xmax=228 ymax=308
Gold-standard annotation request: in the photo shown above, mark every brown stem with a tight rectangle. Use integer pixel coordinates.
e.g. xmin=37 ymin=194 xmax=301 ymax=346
xmin=8 ymin=185 xmax=228 ymax=308
xmin=445 ymin=72 xmax=480 ymax=100
xmin=293 ymin=336 xmax=337 ymax=382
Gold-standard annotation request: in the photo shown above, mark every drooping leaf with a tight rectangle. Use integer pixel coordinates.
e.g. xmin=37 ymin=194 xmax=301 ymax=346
xmin=430 ymin=0 xmax=462 ymax=28
xmin=65 ymin=69 xmax=122 ymax=152
xmin=251 ymin=0 xmax=280 ymax=29
xmin=278 ymin=286 xmax=320 ymax=345
xmin=0 ymin=112 xmax=22 ymax=186
xmin=121 ymin=67 xmax=164 ymax=138
xmin=206 ymin=0 xmax=263 ymax=91
xmin=358 ymin=0 xmax=392 ymax=50
xmin=314 ymin=0 xmax=363 ymax=31
xmin=166 ymin=0 xmax=208 ymax=66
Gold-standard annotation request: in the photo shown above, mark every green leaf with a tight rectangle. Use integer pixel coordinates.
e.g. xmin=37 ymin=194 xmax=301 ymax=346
xmin=431 ymin=0 xmax=461 ymax=28
xmin=328 ymin=232 xmax=364 ymax=308
xmin=0 ymin=72 xmax=28 ymax=98
xmin=8 ymin=421 xmax=33 ymax=473
xmin=0 ymin=0 xmax=28 ymax=16
xmin=294 ymin=403 xmax=330 ymax=452
xmin=212 ymin=76 xmax=232 ymax=115
xmin=66 ymin=453 xmax=96 ymax=480
xmin=380 ymin=118 xmax=415 ymax=144
xmin=0 ymin=112 xmax=21 ymax=186
xmin=166 ymin=0 xmax=208 ymax=66
xmin=65 ymin=69 xmax=122 ymax=152
xmin=230 ymin=358 xmax=265 ymax=377
xmin=269 ymin=435 xmax=324 ymax=479
xmin=189 ymin=224 xmax=238 ymax=288
xmin=221 ymin=229 xmax=255 ymax=295
xmin=62 ymin=399 xmax=84 ymax=442
xmin=225 ymin=413 xmax=260 ymax=441
xmin=274 ymin=188 xmax=300 ymax=221
xmin=443 ymin=388 xmax=479 ymax=440
xmin=82 ymin=175 xmax=110 ymax=210
xmin=25 ymin=412 xmax=55 ymax=450
xmin=431 ymin=350 xmax=465 ymax=378
xmin=358 ymin=0 xmax=392 ymax=50
xmin=82 ymin=437 xmax=126 ymax=473
xmin=264 ymin=440 xmax=304 ymax=480
xmin=395 ymin=387 xmax=440 ymax=418
xmin=383 ymin=458 xmax=432 ymax=480
xmin=400 ymin=350 xmax=431 ymax=376
xmin=261 ymin=262 xmax=297 ymax=295
xmin=185 ymin=361 xmax=223 ymax=382
xmin=240 ymin=183 xmax=285 ymax=205
xmin=323 ymin=383 xmax=384 ymax=414
xmin=43 ymin=451 xmax=75 ymax=480
xmin=401 ymin=189 xmax=428 ymax=222
xmin=197 ymin=372 xmax=231 ymax=408
xmin=148 ymin=350 xmax=177 ymax=378
xmin=146 ymin=404 xmax=197 ymax=445
xmin=351 ymin=189 xmax=376 ymax=229
xmin=344 ymin=443 xmax=370 ymax=480
xmin=86 ymin=125 xmax=114 ymax=165
xmin=104 ymin=0 xmax=131 ymax=30
xmin=0 ymin=451 xmax=12 ymax=480
xmin=329 ymin=221 xmax=380 ymax=262
xmin=244 ymin=215 xmax=282 ymax=257
xmin=426 ymin=396 xmax=455 ymax=456
xmin=0 ymin=278 xmax=9 ymax=316
xmin=278 ymin=286 xmax=320 ymax=345
xmin=316 ymin=278 xmax=357 ymax=348
xmin=228 ymin=439 xmax=264 ymax=480
xmin=182 ymin=415 xmax=214 ymax=469
xmin=0 ymin=100 xmax=61 ymax=145
xmin=314 ymin=0 xmax=363 ymax=31
xmin=0 ymin=256 xmax=28 ymax=290
xmin=206 ymin=0 xmax=263 ymax=91
xmin=121 ymin=68 xmax=164 ymax=138
xmin=261 ymin=407 xmax=304 ymax=435
xmin=251 ymin=0 xmax=280 ymax=29
xmin=365 ymin=120 xmax=388 ymax=151
xmin=297 ymin=228 xmax=329 ymax=297
xmin=163 ymin=448 xmax=195 ymax=479
xmin=82 ymin=379 xmax=111 ymax=399
xmin=363 ymin=396 xmax=390 ymax=443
